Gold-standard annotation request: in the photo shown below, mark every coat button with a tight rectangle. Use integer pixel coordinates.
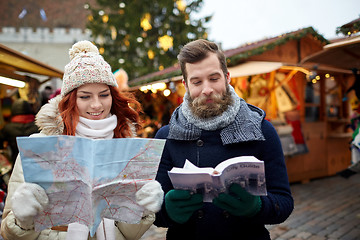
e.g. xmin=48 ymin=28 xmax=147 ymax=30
xmin=196 ymin=139 xmax=204 ymax=147
xmin=222 ymin=211 xmax=230 ymax=218
xmin=197 ymin=210 xmax=204 ymax=219
xmin=275 ymin=203 xmax=280 ymax=211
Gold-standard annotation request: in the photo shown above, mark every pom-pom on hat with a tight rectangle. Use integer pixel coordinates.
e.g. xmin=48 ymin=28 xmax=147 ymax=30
xmin=61 ymin=40 xmax=118 ymax=97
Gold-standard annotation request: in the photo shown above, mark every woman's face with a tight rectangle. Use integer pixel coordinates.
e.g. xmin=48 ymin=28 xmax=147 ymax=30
xmin=76 ymin=83 xmax=112 ymax=120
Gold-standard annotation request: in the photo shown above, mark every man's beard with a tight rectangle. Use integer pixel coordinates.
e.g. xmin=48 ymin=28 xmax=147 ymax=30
xmin=187 ymin=86 xmax=233 ymax=119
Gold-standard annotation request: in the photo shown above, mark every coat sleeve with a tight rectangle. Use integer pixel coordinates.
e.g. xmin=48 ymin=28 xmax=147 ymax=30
xmin=153 ymin=126 xmax=176 ymax=228
xmin=1 ymin=132 xmax=156 ymax=240
xmin=253 ymin=120 xmax=294 ymax=224
xmin=1 ymin=155 xmax=41 ymax=240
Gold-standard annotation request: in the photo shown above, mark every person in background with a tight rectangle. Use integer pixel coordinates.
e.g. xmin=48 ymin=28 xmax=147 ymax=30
xmin=40 ymin=86 xmax=53 ymax=106
xmin=0 ymin=98 xmax=39 ymax=166
xmin=338 ymin=95 xmax=360 ymax=178
xmin=1 ymin=40 xmax=164 ymax=240
xmin=154 ymin=39 xmax=294 ymax=240
xmin=49 ymin=88 xmax=61 ymax=100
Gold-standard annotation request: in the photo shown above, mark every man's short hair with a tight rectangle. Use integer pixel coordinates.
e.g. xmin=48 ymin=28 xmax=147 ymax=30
xmin=177 ymin=39 xmax=228 ymax=83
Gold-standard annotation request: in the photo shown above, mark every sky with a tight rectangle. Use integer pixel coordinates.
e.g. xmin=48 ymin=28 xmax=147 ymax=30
xmin=195 ymin=0 xmax=360 ymax=50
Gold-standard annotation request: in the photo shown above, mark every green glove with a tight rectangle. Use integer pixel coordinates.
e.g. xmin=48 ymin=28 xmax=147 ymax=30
xmin=213 ymin=183 xmax=262 ymax=217
xmin=165 ymin=189 xmax=203 ymax=224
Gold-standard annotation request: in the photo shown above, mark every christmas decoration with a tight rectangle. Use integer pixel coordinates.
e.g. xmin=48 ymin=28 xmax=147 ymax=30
xmin=336 ymin=17 xmax=360 ymax=36
xmin=86 ymin=0 xmax=210 ymax=80
xmin=158 ymin=35 xmax=173 ymax=51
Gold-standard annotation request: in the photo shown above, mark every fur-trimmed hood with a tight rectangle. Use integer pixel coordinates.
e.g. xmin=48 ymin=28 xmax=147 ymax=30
xmin=35 ymin=95 xmax=64 ymax=136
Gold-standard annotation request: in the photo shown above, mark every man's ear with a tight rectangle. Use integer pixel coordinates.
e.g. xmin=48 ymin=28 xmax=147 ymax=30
xmin=226 ymin=72 xmax=230 ymax=84
xmin=182 ymin=79 xmax=188 ymax=89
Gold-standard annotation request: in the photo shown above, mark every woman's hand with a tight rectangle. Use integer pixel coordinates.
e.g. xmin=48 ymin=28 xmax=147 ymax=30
xmin=11 ymin=183 xmax=49 ymax=230
xmin=136 ymin=181 xmax=164 ymax=213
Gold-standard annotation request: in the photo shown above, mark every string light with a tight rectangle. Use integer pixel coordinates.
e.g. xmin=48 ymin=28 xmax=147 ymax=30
xmin=141 ymin=13 xmax=152 ymax=31
xmin=158 ymin=35 xmax=173 ymax=51
xmin=147 ymin=50 xmax=155 ymax=60
xmin=0 ymin=76 xmax=26 ymax=88
xmin=176 ymin=0 xmax=186 ymax=12
xmin=163 ymin=89 xmax=171 ymax=96
xmin=102 ymin=15 xmax=109 ymax=23
xmin=139 ymin=82 xmax=167 ymax=93
xmin=110 ymin=26 xmax=117 ymax=40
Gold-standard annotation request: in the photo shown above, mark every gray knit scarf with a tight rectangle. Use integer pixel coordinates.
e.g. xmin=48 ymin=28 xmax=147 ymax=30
xmin=168 ymin=85 xmax=266 ymax=145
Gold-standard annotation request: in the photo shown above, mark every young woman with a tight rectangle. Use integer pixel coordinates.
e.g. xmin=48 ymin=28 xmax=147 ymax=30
xmin=1 ymin=40 xmax=164 ymax=240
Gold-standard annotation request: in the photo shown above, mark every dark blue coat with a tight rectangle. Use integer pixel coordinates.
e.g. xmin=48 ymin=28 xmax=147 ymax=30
xmin=154 ymin=119 xmax=294 ymax=240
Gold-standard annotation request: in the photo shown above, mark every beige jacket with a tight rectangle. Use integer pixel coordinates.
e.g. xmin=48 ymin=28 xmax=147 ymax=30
xmin=1 ymin=96 xmax=154 ymax=240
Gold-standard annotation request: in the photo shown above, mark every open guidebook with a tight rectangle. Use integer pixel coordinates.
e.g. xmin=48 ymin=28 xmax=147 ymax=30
xmin=168 ymin=156 xmax=267 ymax=202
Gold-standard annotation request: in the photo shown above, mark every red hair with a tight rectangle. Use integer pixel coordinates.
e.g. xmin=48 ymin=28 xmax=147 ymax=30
xmin=58 ymin=86 xmax=142 ymax=138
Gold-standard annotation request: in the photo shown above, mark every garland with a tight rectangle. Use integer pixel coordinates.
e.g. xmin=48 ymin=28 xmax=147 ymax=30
xmin=129 ymin=27 xmax=329 ymax=87
xmin=336 ymin=21 xmax=360 ymax=36
xmin=227 ymin=27 xmax=328 ymax=67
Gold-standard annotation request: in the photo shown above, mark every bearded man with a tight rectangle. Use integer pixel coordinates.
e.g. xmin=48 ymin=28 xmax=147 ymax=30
xmin=154 ymin=39 xmax=294 ymax=240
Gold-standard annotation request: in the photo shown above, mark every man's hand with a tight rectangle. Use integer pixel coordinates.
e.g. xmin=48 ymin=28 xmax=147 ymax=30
xmin=165 ymin=189 xmax=203 ymax=224
xmin=213 ymin=183 xmax=261 ymax=217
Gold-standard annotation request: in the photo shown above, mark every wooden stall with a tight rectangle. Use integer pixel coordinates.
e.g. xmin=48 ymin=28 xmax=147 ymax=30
xmin=0 ymin=44 xmax=63 ymax=183
xmin=230 ymin=66 xmax=352 ymax=183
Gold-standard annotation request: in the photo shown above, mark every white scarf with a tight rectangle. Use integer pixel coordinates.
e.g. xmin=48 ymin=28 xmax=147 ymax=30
xmin=67 ymin=115 xmax=118 ymax=239
xmin=75 ymin=115 xmax=117 ymax=139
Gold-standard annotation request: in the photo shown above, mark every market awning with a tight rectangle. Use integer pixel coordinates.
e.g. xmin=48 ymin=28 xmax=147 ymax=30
xmin=228 ymin=61 xmax=283 ymax=78
xmin=0 ymin=43 xmax=63 ymax=83
xmin=301 ymin=36 xmax=360 ymax=70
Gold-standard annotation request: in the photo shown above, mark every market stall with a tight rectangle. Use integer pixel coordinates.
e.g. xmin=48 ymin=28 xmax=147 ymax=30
xmin=0 ymin=43 xmax=63 ymax=187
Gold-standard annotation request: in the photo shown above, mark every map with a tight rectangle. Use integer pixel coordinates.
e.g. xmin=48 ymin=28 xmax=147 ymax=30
xmin=17 ymin=135 xmax=166 ymax=236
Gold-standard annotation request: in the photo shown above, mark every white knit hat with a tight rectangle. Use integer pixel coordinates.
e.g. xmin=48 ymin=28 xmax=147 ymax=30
xmin=61 ymin=40 xmax=118 ymax=97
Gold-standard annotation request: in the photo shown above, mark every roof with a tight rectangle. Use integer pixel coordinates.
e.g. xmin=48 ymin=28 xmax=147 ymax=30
xmin=0 ymin=43 xmax=63 ymax=82
xmin=301 ymin=35 xmax=360 ymax=70
xmin=128 ymin=27 xmax=328 ymax=88
xmin=336 ymin=17 xmax=360 ymax=36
